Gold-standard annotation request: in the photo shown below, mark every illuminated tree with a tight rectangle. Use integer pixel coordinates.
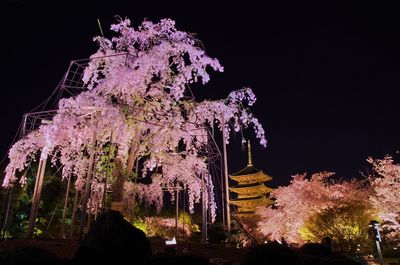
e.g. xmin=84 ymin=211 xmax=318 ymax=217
xmin=142 ymin=215 xmax=194 ymax=239
xmin=2 ymin=18 xmax=266 ymax=221
xmin=256 ymin=172 xmax=369 ymax=244
xmin=368 ymin=155 xmax=400 ymax=242
xmin=300 ymin=203 xmax=375 ymax=253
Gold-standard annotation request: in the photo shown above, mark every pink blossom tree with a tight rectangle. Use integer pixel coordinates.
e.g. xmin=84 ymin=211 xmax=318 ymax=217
xmin=368 ymin=155 xmax=400 ymax=242
xmin=256 ymin=172 xmax=370 ymax=244
xmin=3 ymin=18 xmax=266 ymax=221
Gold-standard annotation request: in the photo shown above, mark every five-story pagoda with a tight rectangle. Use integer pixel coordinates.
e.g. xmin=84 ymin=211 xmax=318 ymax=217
xmin=229 ymin=141 xmax=273 ymax=217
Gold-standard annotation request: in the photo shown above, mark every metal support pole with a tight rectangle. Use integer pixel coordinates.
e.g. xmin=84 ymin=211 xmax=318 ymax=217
xmin=220 ymin=162 xmax=226 ymax=229
xmin=207 ymin=173 xmax=212 ymax=224
xmin=102 ymin=178 xmax=107 ymax=213
xmin=28 ymin=158 xmax=47 ymax=238
xmin=0 ymin=187 xmax=13 ymax=238
xmin=60 ymin=174 xmax=72 ymax=237
xmin=79 ymin=118 xmax=98 ymax=240
xmin=175 ymin=188 xmax=179 ymax=238
xmin=201 ymin=173 xmax=207 ymax=243
xmin=86 ymin=196 xmax=93 ymax=231
xmin=221 ymin=116 xmax=231 ymax=239
xmin=94 ymin=199 xmax=99 ymax=220
xmin=182 ymin=188 xmax=186 ymax=242
xmin=102 ymin=139 xmax=113 ymax=213
xmin=69 ymin=189 xmax=79 ymax=237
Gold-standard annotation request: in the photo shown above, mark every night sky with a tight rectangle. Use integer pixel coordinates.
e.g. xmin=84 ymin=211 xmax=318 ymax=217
xmin=2 ymin=1 xmax=400 ymax=187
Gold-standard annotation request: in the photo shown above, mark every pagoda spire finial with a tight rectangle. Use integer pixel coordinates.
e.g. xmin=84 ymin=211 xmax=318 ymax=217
xmin=247 ymin=140 xmax=253 ymax=166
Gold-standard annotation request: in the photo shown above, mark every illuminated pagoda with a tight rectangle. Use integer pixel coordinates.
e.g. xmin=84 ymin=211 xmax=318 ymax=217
xmin=229 ymin=141 xmax=273 ymax=217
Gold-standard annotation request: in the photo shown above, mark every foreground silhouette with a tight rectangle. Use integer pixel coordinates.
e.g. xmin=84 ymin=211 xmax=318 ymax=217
xmin=0 ymin=246 xmax=61 ymax=265
xmin=73 ymin=210 xmax=151 ymax=265
xmin=241 ymin=242 xmax=301 ymax=265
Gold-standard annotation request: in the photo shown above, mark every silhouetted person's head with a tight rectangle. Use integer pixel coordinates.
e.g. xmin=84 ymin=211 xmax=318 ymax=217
xmin=300 ymin=242 xmax=332 ymax=257
xmin=241 ymin=242 xmax=301 ymax=265
xmin=73 ymin=210 xmax=151 ymax=265
xmin=299 ymin=242 xmax=334 ymax=265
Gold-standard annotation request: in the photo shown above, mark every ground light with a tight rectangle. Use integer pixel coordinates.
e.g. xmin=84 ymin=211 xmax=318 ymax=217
xmin=165 ymin=237 xmax=177 ymax=246
xmin=165 ymin=237 xmax=177 ymax=254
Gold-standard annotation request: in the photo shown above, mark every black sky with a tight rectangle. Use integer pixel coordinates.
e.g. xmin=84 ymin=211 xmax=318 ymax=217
xmin=1 ymin=1 xmax=400 ymax=186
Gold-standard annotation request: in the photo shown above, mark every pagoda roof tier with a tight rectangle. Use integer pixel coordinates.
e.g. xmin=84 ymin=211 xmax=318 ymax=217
xmin=230 ymin=183 xmax=272 ymax=195
xmin=230 ymin=169 xmax=272 ymax=184
xmin=237 ymin=193 xmax=265 ymax=199
xmin=231 ymin=165 xmax=262 ymax=176
xmin=230 ymin=196 xmax=273 ymax=208
xmin=237 ymin=212 xmax=258 ymax=218
xmin=236 ymin=206 xmax=257 ymax=213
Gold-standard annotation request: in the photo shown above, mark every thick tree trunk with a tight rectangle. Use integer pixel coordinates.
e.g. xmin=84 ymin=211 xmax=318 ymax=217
xmin=111 ymin=137 xmax=139 ymax=213
xmin=125 ymin=141 xmax=139 ymax=181
xmin=111 ymin=158 xmax=124 ymax=212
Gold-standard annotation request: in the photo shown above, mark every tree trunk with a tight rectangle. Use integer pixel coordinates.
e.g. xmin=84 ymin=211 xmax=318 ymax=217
xmin=111 ymin=158 xmax=124 ymax=212
xmin=125 ymin=139 xmax=138 ymax=177
xmin=111 ymin=137 xmax=139 ymax=213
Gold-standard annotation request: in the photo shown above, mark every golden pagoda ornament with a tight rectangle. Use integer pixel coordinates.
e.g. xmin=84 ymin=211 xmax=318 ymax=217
xmin=229 ymin=141 xmax=273 ymax=217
